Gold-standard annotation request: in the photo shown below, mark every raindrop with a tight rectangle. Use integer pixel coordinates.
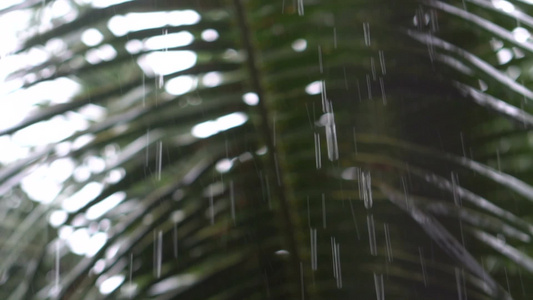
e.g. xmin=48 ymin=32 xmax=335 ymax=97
xmin=349 ymin=200 xmax=361 ymax=240
xmin=322 ymin=194 xmax=327 ymax=229
xmin=361 ymin=171 xmax=372 ymax=209
xmin=384 ymin=223 xmax=393 ymax=262
xmin=305 ymin=81 xmax=322 ymax=95
xmin=318 ymin=45 xmax=323 ymax=73
xmin=379 ymin=77 xmax=386 ymax=105
xmin=157 ymin=141 xmax=162 ymax=181
xmin=363 ymin=22 xmax=371 ymax=46
xmin=310 ymin=228 xmax=317 ymax=270
xmin=292 ymin=39 xmax=307 ymax=52
xmin=297 ymin=0 xmax=304 ymax=16
xmin=374 ymin=273 xmax=384 ymax=300
xmin=366 ymin=75 xmax=372 ymax=99
xmin=156 ymin=230 xmax=163 ymax=278
xmin=230 ymin=180 xmax=235 ymax=224
xmin=367 ymin=214 xmax=377 ymax=256
xmin=370 ymin=57 xmax=376 ymax=80
xmin=419 ymin=247 xmax=427 ymax=286
xmin=314 ymin=132 xmax=322 ymax=169
xmin=333 ymin=27 xmax=337 ymax=49
xmin=378 ymin=51 xmax=386 ymax=75
xmin=497 ymin=48 xmax=513 ymax=65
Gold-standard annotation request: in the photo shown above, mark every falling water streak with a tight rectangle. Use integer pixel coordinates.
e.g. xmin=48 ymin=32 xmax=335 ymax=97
xmin=145 ymin=129 xmax=150 ymax=167
xmin=451 ymin=172 xmax=461 ymax=207
xmin=430 ymin=10 xmax=439 ymax=32
xmin=367 ymin=214 xmax=377 ymax=256
xmin=336 ymin=241 xmax=342 ymax=288
xmin=349 ymin=200 xmax=361 ymax=240
xmin=462 ymin=0 xmax=467 ymax=11
xmin=158 ymin=74 xmax=164 ymax=89
xmin=157 ymin=141 xmax=163 ymax=181
xmin=363 ymin=22 xmax=371 ymax=46
xmin=362 ymin=171 xmax=373 ymax=209
xmin=333 ymin=27 xmax=338 ymax=49
xmin=272 ymin=113 xmax=277 ymax=147
xmin=310 ymin=228 xmax=317 ymax=270
xmin=331 ymin=237 xmax=337 ymax=279
xmin=374 ymin=273 xmax=384 ymax=300
xmin=173 ymin=222 xmax=178 ymax=258
xmin=153 ymin=231 xmax=157 ymax=277
xmin=210 ymin=190 xmax=215 ymax=225
xmin=305 ymin=103 xmax=314 ymax=129
xmin=55 ymin=240 xmax=60 ymax=291
xmin=496 ymin=149 xmax=501 ymax=171
xmin=455 ymin=268 xmax=463 ymax=300
xmin=230 ymin=180 xmax=235 ymax=224
xmin=343 ymin=67 xmax=348 ymax=90
xmin=401 ymin=176 xmax=409 ymax=209
xmin=307 ymin=197 xmax=311 ymax=227
xmin=353 ymin=129 xmax=358 ymax=154
xmin=379 ymin=50 xmax=386 ymax=75
xmin=266 ymin=176 xmax=272 ymax=209
xmin=356 ymin=80 xmax=362 ymax=101
xmin=142 ymin=75 xmax=146 ymax=107
xmin=321 ymin=81 xmax=328 ymax=112
xmin=384 ymin=223 xmax=393 ymax=262
xmin=322 ymin=194 xmax=327 ymax=229
xmin=129 ymin=253 xmax=133 ymax=298
xmin=366 ymin=75 xmax=372 ymax=99
xmin=419 ymin=247 xmax=428 ymax=286
xmin=325 ymin=103 xmax=339 ymax=161
xmin=318 ymin=45 xmax=323 ymax=73
xmin=300 ymin=262 xmax=305 ymax=300
xmin=504 ymin=267 xmax=511 ymax=297
xmin=157 ymin=230 xmax=163 ymax=278
xmin=518 ymin=267 xmax=526 ymax=296
xmin=379 ymin=77 xmax=386 ymax=105
xmin=297 ymin=0 xmax=304 ymax=16
xmin=314 ymin=133 xmax=322 ymax=169
xmin=371 ymin=57 xmax=377 ymax=80
xmin=460 ymin=132 xmax=467 ymax=158
xmin=274 ymin=154 xmax=282 ymax=186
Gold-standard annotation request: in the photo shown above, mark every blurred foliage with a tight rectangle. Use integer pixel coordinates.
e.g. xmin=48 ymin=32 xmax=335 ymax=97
xmin=0 ymin=0 xmax=532 ymax=299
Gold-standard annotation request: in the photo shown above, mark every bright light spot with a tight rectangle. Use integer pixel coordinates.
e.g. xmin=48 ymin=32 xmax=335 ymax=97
xmin=497 ymin=48 xmax=513 ymax=64
xmin=0 ymin=0 xmax=23 ymax=10
xmin=292 ymin=39 xmax=307 ymax=52
xmin=72 ymin=134 xmax=95 ymax=150
xmin=13 ymin=116 xmax=76 ymax=146
xmin=144 ymin=31 xmax=193 ymax=50
xmin=81 ymin=28 xmax=104 ymax=47
xmin=202 ymin=72 xmax=222 ymax=87
xmin=51 ymin=0 xmax=74 ymax=19
xmin=492 ymin=0 xmax=515 ymax=13
xmin=256 ymin=146 xmax=267 ymax=155
xmin=50 ymin=158 xmax=75 ymax=182
xmin=21 ymin=164 xmax=63 ymax=203
xmin=507 ymin=66 xmax=521 ymax=80
xmin=512 ymin=27 xmax=530 ymax=43
xmin=242 ymin=92 xmax=259 ymax=106
xmin=0 ymin=78 xmax=79 ymax=131
xmin=171 ymin=210 xmax=184 ymax=222
xmin=59 ymin=225 xmax=74 ymax=239
xmin=490 ymin=38 xmax=504 ymax=51
xmin=67 ymin=228 xmax=91 ymax=255
xmin=86 ymin=232 xmax=107 ymax=256
xmin=46 ymin=38 xmax=67 ymax=55
xmin=305 ymin=81 xmax=322 ymax=95
xmin=192 ymin=112 xmax=248 ymax=138
xmin=108 ymin=10 xmax=200 ymax=37
xmin=74 ymin=166 xmax=91 ymax=182
xmin=79 ymin=104 xmax=107 ymax=121
xmin=86 ymin=44 xmax=117 ymax=64
xmin=93 ymin=259 xmax=106 ymax=274
xmin=99 ymin=275 xmax=125 ymax=295
xmin=275 ymin=250 xmax=290 ymax=255
xmin=215 ymin=158 xmax=233 ymax=173
xmin=148 ymin=275 xmax=195 ymax=296
xmin=62 ymin=182 xmax=104 ymax=212
xmin=49 ymin=210 xmax=68 ymax=228
xmin=138 ymin=51 xmax=196 ymax=76
xmin=0 ymin=10 xmax=31 ymax=56
xmin=125 ymin=39 xmax=143 ymax=54
xmin=165 ymin=75 xmax=196 ymax=95
xmin=201 ymin=29 xmax=219 ymax=42
xmin=86 ymin=156 xmax=106 ymax=173
xmin=86 ymin=192 xmax=126 ymax=220
xmin=106 ymin=168 xmax=125 ymax=184
xmin=92 ymin=0 xmax=132 ymax=8
xmin=0 ymin=136 xmax=29 ymax=164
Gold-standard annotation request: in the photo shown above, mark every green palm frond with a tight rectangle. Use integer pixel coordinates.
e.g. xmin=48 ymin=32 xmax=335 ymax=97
xmin=0 ymin=0 xmax=532 ymax=299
